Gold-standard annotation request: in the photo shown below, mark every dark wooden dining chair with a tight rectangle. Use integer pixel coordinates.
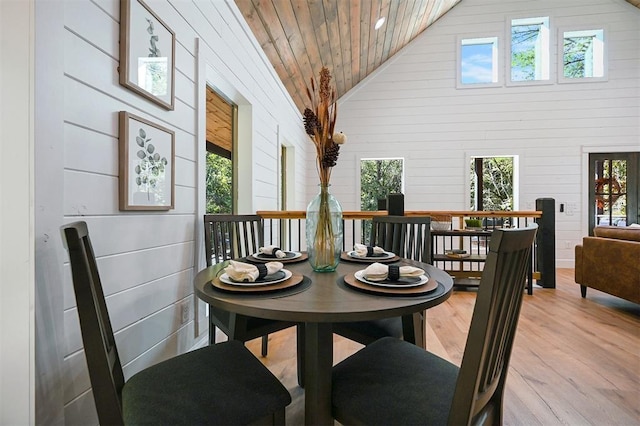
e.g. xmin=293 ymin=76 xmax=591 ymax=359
xmin=61 ymin=221 xmax=291 ymax=425
xmin=331 ymin=224 xmax=537 ymax=425
xmin=204 ymin=214 xmax=297 ymax=356
xmin=332 ymin=215 xmax=432 ymax=348
xmin=370 ymin=215 xmax=432 ymax=262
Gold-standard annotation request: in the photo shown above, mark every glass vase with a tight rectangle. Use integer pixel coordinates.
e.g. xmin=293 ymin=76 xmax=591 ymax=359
xmin=306 ymin=184 xmax=343 ymax=272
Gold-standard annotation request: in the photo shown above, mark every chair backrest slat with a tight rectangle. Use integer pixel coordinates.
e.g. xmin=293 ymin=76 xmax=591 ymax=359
xmin=371 ymin=216 xmax=432 ymax=262
xmin=204 ymin=214 xmax=264 ymax=265
xmin=448 ymin=224 xmax=537 ymax=425
xmin=61 ymin=221 xmax=125 ymax=426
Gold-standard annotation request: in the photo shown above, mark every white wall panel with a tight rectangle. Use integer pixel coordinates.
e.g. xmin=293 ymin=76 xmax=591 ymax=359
xmin=175 ymin=70 xmax=196 ymax=107
xmin=64 ymin=124 xmax=118 ymax=176
xmin=64 ymin=0 xmax=119 ymax=59
xmin=337 ymin=0 xmax=639 ymax=268
xmin=63 ymin=390 xmax=97 ymax=426
xmin=62 ymin=351 xmax=90 ymax=405
xmin=45 ymin=0 xmax=311 ymax=420
xmin=64 ymin=243 xmax=193 ymax=352
xmin=174 ymin=156 xmax=196 ymax=187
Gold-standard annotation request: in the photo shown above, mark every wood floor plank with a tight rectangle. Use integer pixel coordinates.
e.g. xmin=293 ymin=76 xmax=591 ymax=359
xmin=241 ymin=268 xmax=639 ymax=425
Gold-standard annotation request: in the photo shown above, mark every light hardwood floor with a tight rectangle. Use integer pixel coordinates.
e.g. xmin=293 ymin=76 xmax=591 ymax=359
xmin=239 ymin=269 xmax=639 ymax=425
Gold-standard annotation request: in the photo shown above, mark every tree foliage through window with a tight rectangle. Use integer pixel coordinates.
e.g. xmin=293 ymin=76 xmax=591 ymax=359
xmin=470 ymin=157 xmax=514 ymax=211
xmin=206 ymin=152 xmax=232 ymax=214
xmin=360 ymin=159 xmax=403 ymax=211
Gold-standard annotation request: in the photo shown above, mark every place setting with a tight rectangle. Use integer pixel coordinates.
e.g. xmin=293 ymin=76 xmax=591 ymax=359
xmin=340 ymin=243 xmax=400 ymax=263
xmin=342 ymin=262 xmax=442 ymax=297
xmin=211 ymin=260 xmax=309 ymax=295
xmin=245 ymin=245 xmax=308 ymax=264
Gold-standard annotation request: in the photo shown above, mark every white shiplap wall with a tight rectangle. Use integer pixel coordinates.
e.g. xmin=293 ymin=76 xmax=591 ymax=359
xmin=34 ymin=0 xmax=310 ymax=423
xmin=333 ymin=0 xmax=640 ymax=267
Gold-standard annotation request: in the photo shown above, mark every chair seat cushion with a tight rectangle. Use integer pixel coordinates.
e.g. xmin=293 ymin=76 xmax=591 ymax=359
xmin=123 ymin=340 xmax=291 ymax=425
xmin=332 ymin=337 xmax=458 ymax=425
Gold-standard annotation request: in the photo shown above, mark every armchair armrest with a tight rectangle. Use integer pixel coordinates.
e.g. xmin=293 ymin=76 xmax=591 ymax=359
xmin=574 ymin=244 xmax=583 ymax=284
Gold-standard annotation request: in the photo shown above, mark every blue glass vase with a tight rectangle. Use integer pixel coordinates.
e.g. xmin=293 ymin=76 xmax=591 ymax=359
xmin=306 ymin=185 xmax=343 ymax=272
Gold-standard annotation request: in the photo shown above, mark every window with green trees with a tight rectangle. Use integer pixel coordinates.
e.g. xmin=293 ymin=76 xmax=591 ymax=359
xmin=562 ymin=29 xmax=604 ymax=79
xmin=360 ymin=158 xmax=403 ymax=242
xmin=510 ymin=17 xmax=549 ymax=82
xmin=360 ymin=158 xmax=403 ymax=211
xmin=206 ymin=152 xmax=232 ymax=214
xmin=470 ymin=157 xmax=514 ymax=211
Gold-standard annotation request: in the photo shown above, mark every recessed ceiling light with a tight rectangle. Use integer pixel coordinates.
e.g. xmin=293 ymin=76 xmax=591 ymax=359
xmin=374 ymin=16 xmax=386 ymax=30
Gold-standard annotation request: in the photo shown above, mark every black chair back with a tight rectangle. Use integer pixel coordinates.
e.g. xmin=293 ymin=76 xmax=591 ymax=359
xmin=203 ymin=214 xmax=295 ymax=356
xmin=204 ymin=214 xmax=264 ymax=265
xmin=449 ymin=224 xmax=537 ymax=424
xmin=62 ymin=221 xmax=292 ymax=425
xmin=61 ymin=221 xmax=125 ymax=425
xmin=371 ymin=215 xmax=431 ymax=262
xmin=331 ymin=225 xmax=537 ymax=425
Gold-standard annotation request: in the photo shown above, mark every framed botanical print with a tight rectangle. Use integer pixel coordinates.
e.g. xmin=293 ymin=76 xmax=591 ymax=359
xmin=119 ymin=111 xmax=175 ymax=210
xmin=120 ymin=0 xmax=175 ymax=110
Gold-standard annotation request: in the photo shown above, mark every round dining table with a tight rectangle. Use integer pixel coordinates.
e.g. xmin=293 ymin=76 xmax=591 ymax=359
xmin=194 ymin=255 xmax=454 ymax=425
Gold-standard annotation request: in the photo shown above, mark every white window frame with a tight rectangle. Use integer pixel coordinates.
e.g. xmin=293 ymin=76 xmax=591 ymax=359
xmin=507 ymin=16 xmax=551 ymax=86
xmin=457 ymin=36 xmax=501 ymax=88
xmin=359 ymin=157 xmax=406 ymax=198
xmin=558 ymin=27 xmax=607 ymax=83
xmin=465 ymin=152 xmax=520 ymax=212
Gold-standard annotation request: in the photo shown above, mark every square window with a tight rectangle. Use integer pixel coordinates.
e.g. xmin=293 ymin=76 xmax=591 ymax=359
xmin=510 ymin=17 xmax=550 ymax=83
xmin=458 ymin=37 xmax=500 ymax=87
xmin=560 ymin=29 xmax=606 ymax=82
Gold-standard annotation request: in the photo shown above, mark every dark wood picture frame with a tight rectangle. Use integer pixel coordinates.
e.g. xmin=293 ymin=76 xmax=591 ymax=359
xmin=120 ymin=0 xmax=175 ymax=110
xmin=119 ymin=111 xmax=175 ymax=211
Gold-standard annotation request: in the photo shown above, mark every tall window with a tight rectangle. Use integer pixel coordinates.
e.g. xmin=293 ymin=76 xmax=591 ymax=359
xmin=361 ymin=158 xmax=404 ymax=242
xmin=561 ymin=29 xmax=605 ymax=80
xmin=459 ymin=37 xmax=499 ymax=85
xmin=360 ymin=158 xmax=404 ymax=211
xmin=510 ymin=17 xmax=550 ymax=82
xmin=470 ymin=157 xmax=515 ymax=211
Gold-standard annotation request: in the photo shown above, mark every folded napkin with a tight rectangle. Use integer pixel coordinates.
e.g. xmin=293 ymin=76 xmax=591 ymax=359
xmin=354 ymin=243 xmax=385 ymax=257
xmin=259 ymin=245 xmax=287 ymax=258
xmin=363 ymin=262 xmax=424 ymax=282
xmin=224 ymin=260 xmax=283 ymax=282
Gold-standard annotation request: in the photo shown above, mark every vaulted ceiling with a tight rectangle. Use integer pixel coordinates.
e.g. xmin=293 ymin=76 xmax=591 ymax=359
xmin=235 ymin=0 xmax=462 ymax=113
xmin=234 ymin=0 xmax=640 ymax=114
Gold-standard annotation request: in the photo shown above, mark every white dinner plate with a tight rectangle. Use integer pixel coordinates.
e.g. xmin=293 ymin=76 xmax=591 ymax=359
xmin=250 ymin=251 xmax=302 ymax=261
xmin=219 ymin=269 xmax=292 ymax=287
xmin=354 ymin=270 xmax=428 ymax=288
xmin=347 ymin=250 xmax=395 ymax=260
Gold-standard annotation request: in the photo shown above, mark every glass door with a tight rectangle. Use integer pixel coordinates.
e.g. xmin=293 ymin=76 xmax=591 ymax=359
xmin=588 ymin=152 xmax=639 ymax=234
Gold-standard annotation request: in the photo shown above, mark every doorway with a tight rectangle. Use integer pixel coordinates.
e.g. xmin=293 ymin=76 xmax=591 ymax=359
xmin=206 ymin=86 xmax=236 ymax=213
xmin=588 ymin=152 xmax=639 ymax=233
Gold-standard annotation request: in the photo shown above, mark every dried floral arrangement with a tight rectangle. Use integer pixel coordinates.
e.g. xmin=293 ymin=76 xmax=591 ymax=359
xmin=303 ymin=67 xmax=346 ymax=186
xmin=302 ymin=67 xmax=346 ymax=271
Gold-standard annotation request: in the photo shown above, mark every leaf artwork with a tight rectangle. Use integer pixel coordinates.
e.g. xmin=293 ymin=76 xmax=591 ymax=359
xmin=134 ymin=127 xmax=167 ymax=201
xmin=146 ymin=18 xmax=160 ymax=57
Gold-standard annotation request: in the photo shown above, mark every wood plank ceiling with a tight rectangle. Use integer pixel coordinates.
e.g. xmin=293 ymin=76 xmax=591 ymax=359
xmin=206 ymin=87 xmax=233 ymax=156
xmin=234 ymin=0 xmax=640 ymax=115
xmin=235 ymin=0 xmax=462 ymax=113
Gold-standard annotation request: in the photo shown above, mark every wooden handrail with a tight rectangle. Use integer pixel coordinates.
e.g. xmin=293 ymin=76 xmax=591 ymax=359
xmin=257 ymin=210 xmax=542 ymax=219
